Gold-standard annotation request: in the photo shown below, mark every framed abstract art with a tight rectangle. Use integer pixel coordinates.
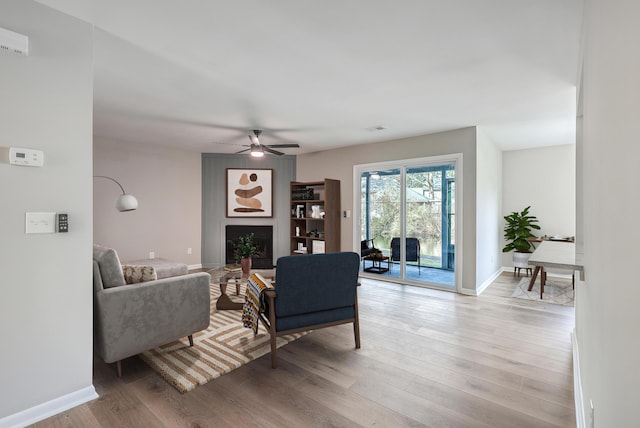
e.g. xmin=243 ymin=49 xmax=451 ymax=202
xmin=226 ymin=168 xmax=273 ymax=217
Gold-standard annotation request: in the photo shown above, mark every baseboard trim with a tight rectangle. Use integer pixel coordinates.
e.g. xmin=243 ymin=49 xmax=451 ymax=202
xmin=188 ymin=263 xmax=202 ymax=271
xmin=0 ymin=385 xmax=98 ymax=428
xmin=572 ymin=329 xmax=586 ymax=428
xmin=459 ymin=268 xmax=503 ymax=296
xmin=477 ymin=268 xmax=503 ymax=295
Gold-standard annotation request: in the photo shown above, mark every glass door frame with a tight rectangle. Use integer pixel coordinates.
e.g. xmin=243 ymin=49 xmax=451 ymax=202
xmin=353 ymin=153 xmax=463 ymax=292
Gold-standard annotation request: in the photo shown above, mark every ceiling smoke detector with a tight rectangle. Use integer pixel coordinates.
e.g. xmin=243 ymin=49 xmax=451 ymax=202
xmin=366 ymin=125 xmax=388 ymax=132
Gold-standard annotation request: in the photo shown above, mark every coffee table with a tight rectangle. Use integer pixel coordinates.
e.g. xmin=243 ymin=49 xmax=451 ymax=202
xmin=215 ymin=271 xmax=246 ymax=310
xmin=212 ymin=269 xmax=275 ymax=310
xmin=362 ymin=254 xmax=390 ymax=273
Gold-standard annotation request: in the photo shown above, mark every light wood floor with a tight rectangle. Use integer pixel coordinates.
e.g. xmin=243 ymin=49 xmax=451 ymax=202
xmin=33 ymin=272 xmax=575 ymax=427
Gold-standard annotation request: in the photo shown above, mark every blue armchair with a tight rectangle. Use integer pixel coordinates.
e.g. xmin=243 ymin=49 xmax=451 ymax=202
xmin=259 ymin=252 xmax=361 ymax=368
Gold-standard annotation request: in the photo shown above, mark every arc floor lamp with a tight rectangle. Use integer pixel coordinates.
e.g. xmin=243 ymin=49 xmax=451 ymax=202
xmin=93 ymin=175 xmax=138 ymax=212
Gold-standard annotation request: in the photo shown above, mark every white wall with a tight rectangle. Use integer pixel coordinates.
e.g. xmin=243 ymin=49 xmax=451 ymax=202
xmin=94 ymin=138 xmax=202 ymax=265
xmin=501 ymin=144 xmax=576 ymax=267
xmin=0 ymin=1 xmax=96 ymax=425
xmin=476 ymin=129 xmax=503 ymax=287
xmin=297 ymin=127 xmax=483 ymax=293
xmin=577 ymin=0 xmax=640 ymax=425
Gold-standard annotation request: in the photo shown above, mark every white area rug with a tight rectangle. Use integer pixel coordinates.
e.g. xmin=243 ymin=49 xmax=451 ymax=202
xmin=511 ymin=276 xmax=574 ymax=306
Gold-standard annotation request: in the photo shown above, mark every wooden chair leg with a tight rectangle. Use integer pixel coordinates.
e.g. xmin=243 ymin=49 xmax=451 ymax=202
xmin=353 ymin=295 xmax=361 ymax=349
xmin=267 ymin=294 xmax=278 ymax=369
xmin=116 ymin=360 xmax=122 ymax=378
xmin=188 ymin=334 xmax=194 ymax=347
xmin=540 ymin=269 xmax=546 ymax=299
xmin=270 ymin=334 xmax=277 ymax=369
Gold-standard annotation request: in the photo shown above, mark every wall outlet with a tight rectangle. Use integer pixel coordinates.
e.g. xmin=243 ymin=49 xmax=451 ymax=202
xmin=187 ymin=247 xmax=192 ymax=255
xmin=149 ymin=251 xmax=155 ymax=259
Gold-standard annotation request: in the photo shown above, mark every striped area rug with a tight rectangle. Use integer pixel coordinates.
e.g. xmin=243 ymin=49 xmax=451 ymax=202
xmin=140 ymin=280 xmax=304 ymax=393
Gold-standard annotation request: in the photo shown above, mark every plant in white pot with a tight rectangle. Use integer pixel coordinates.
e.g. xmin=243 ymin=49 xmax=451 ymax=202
xmin=502 ymin=206 xmax=540 ymax=273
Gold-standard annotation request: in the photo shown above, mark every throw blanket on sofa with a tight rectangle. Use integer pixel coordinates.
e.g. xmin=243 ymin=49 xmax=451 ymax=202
xmin=242 ymin=273 xmax=274 ymax=333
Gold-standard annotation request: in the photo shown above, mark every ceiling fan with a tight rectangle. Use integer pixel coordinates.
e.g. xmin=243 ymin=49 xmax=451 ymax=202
xmin=236 ymin=130 xmax=299 ymax=157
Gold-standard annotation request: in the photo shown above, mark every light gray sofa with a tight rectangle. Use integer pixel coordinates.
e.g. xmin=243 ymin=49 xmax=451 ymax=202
xmin=93 ymin=245 xmax=211 ymax=376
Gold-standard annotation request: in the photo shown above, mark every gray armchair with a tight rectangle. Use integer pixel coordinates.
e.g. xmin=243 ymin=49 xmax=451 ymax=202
xmin=92 ymin=245 xmax=211 ymax=376
xmin=259 ymin=252 xmax=361 ymax=368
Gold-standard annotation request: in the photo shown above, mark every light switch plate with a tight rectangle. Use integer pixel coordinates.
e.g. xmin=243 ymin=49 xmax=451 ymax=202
xmin=25 ymin=212 xmax=56 ymax=234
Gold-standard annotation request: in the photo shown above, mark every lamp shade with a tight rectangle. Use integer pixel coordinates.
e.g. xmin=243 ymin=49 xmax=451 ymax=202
xmin=94 ymin=175 xmax=138 ymax=212
xmin=115 ymin=194 xmax=138 ymax=212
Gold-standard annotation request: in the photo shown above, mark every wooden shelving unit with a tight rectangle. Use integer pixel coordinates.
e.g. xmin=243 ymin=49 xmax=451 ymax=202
xmin=290 ymin=179 xmax=340 ymax=255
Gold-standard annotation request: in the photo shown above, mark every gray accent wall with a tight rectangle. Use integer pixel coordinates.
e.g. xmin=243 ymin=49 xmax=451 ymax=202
xmin=202 ymin=154 xmax=296 ymax=268
xmin=0 ymin=1 xmax=95 ymax=422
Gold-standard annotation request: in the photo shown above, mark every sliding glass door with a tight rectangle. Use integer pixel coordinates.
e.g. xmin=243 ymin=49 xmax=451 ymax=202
xmin=358 ymin=157 xmax=458 ymax=289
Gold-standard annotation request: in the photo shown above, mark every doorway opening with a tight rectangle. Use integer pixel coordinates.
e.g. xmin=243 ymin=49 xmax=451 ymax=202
xmin=356 ymin=155 xmax=461 ymax=290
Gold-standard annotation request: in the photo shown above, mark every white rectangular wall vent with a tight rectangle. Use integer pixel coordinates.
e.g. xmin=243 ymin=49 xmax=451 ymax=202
xmin=0 ymin=27 xmax=28 ymax=56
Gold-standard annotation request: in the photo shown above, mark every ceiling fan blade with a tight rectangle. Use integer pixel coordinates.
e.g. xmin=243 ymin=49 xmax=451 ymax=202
xmin=235 ymin=148 xmax=251 ymax=154
xmin=263 ymin=146 xmax=285 ymax=156
xmin=266 ymin=143 xmax=299 ymax=148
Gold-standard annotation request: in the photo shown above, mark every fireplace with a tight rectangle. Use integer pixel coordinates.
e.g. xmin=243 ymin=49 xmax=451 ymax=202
xmin=225 ymin=225 xmax=273 ymax=269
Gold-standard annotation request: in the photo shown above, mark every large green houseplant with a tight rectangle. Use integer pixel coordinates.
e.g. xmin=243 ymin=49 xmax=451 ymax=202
xmin=502 ymin=206 xmax=540 ymax=253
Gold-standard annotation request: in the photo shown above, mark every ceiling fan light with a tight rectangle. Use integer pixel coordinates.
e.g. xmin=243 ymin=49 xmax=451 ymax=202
xmin=250 ymin=144 xmax=264 ymax=157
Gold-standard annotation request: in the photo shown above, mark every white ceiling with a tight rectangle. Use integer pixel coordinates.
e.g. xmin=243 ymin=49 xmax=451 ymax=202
xmin=36 ymin=0 xmax=583 ymax=154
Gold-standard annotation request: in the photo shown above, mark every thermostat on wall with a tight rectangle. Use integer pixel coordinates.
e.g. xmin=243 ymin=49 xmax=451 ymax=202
xmin=9 ymin=147 xmax=44 ymax=167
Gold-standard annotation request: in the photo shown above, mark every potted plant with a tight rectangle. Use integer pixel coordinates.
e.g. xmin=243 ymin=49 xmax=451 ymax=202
xmin=502 ymin=206 xmax=541 ymax=269
xmin=227 ymin=233 xmax=259 ymax=275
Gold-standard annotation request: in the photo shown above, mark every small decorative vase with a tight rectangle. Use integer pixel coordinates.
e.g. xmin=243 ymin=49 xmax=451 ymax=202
xmin=240 ymin=257 xmax=252 ymax=276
